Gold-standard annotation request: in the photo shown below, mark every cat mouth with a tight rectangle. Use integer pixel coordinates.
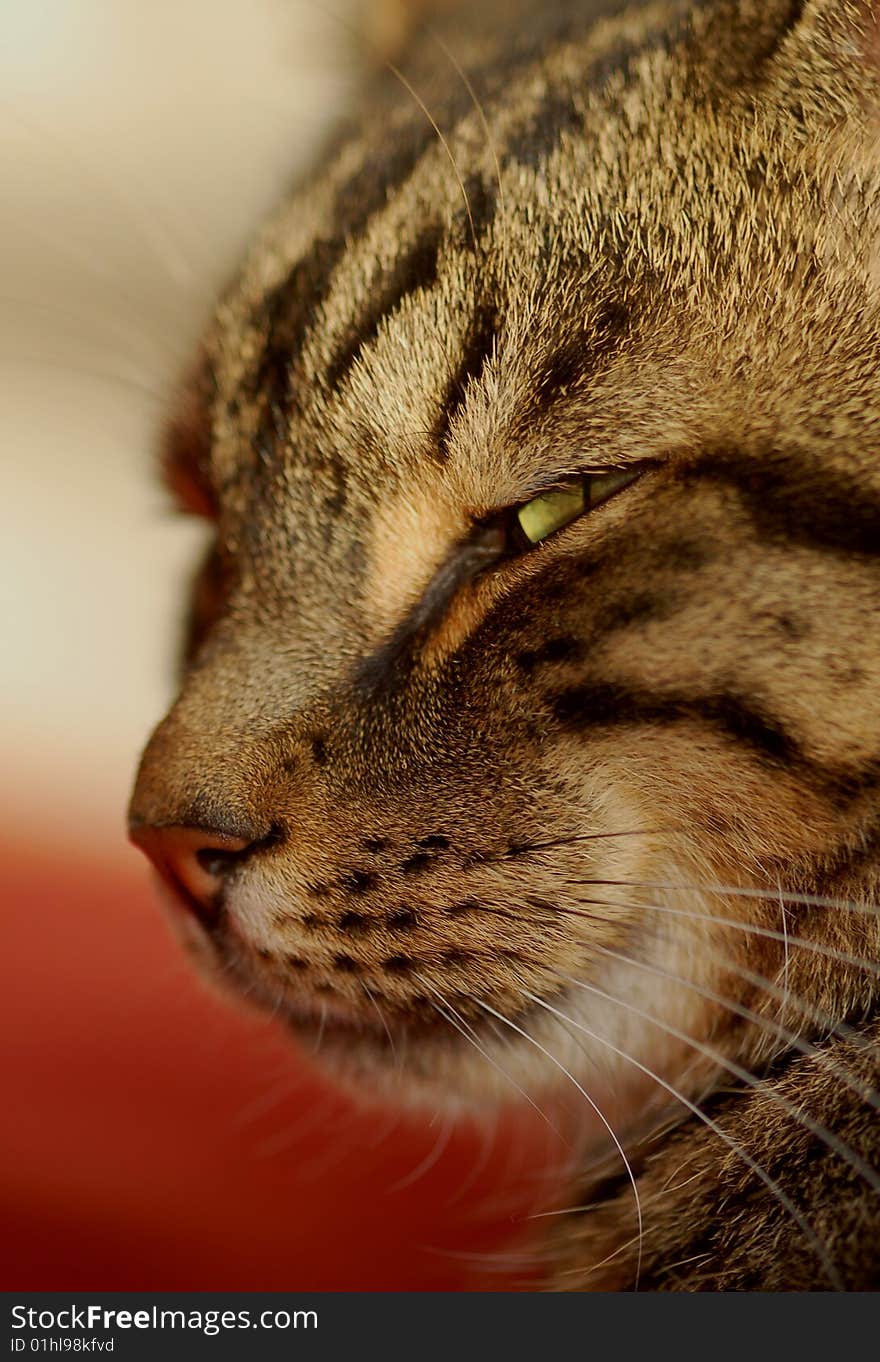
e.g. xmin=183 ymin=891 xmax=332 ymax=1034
xmin=238 ymin=956 xmax=562 ymax=1075
xmin=209 ymin=928 xmax=551 ymax=1060
xmin=153 ymin=878 xmax=568 ymax=1077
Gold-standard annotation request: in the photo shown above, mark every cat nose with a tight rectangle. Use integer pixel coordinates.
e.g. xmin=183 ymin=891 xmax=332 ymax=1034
xmin=129 ymin=823 xmax=256 ymax=925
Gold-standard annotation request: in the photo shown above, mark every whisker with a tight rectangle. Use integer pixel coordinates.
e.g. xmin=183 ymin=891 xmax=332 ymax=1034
xmin=523 ymin=889 xmax=877 ymax=1047
xmin=779 ymin=886 xmax=792 ymax=1022
xmin=428 ymin=30 xmax=505 ymax=221
xmin=249 ymin=1091 xmax=337 ymax=1162
xmin=619 ymin=925 xmax=873 ymax=1056
xmin=447 ymin=1108 xmax=500 ymax=1205
xmin=388 ymin=1109 xmax=455 ymax=1192
xmin=560 ymin=888 xmax=880 ymax=974
xmin=313 ymin=999 xmax=328 ymax=1056
xmin=557 ymin=974 xmax=880 ymax=1193
xmin=3 ymin=99 xmax=199 ymax=288
xmin=0 ymin=294 xmax=171 ymax=363
xmin=520 ymin=989 xmax=844 ymax=1290
xmin=581 ymin=878 xmax=880 ymax=919
xmin=362 ymin=981 xmax=398 ymax=1067
xmin=705 ymin=946 xmax=871 ymax=1053
xmin=384 ymin=60 xmax=478 ymax=253
xmin=553 ymin=1225 xmax=650 ymax=1283
xmin=413 ymin=973 xmax=560 ymax=1133
xmin=472 ymin=997 xmax=644 ymax=1290
xmin=230 ymin=1070 xmax=310 ymax=1132
xmin=587 ymin=941 xmax=880 ymax=1115
xmin=305 ymin=0 xmax=479 ymax=254
xmin=530 ymin=1162 xmax=705 ymax=1222
xmin=366 ymin=1106 xmax=405 ymax=1152
xmin=0 ymin=354 xmax=168 ymax=407
xmin=0 ymin=209 xmax=183 ymax=324
xmin=484 ymin=829 xmax=663 ymax=864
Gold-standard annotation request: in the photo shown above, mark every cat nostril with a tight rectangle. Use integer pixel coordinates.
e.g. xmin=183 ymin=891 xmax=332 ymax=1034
xmin=129 ymin=823 xmax=268 ymax=926
xmin=195 ymin=846 xmax=245 ymax=878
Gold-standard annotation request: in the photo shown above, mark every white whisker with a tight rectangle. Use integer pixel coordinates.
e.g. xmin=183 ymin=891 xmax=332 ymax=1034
xmin=388 ymin=1109 xmax=455 ymax=1192
xmin=559 ymin=974 xmax=880 ymax=1195
xmin=779 ymin=884 xmax=792 ymax=1025
xmin=521 ymin=989 xmax=844 ymax=1290
xmin=472 ymin=996 xmax=644 ymax=1290
xmin=584 ymin=878 xmax=880 ymax=919
xmin=562 ymin=888 xmax=880 ymax=974
xmin=313 ymin=1000 xmax=327 ymax=1056
xmin=383 ymin=60 xmax=478 ymax=253
xmin=586 ymin=941 xmax=880 ymax=1115
xmin=429 ymin=30 xmax=506 ymax=222
xmin=0 ymin=354 xmax=168 ymax=406
xmin=413 ymin=972 xmax=560 ymax=1133
xmin=3 ymin=99 xmax=200 ymax=288
xmin=362 ymin=981 xmax=398 ymax=1067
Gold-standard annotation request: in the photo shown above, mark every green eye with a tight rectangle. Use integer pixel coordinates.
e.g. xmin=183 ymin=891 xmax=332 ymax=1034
xmin=516 ymin=484 xmax=586 ymax=544
xmin=515 ymin=468 xmax=639 ymax=546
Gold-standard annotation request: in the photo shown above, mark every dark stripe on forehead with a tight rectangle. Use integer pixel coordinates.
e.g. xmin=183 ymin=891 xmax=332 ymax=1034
xmin=455 ymin=172 xmax=500 ymax=244
xmin=325 ymin=163 xmax=501 ymax=398
xmin=249 ymin=116 xmax=438 ymax=444
xmin=247 ymin=0 xmax=813 ymax=459
xmin=497 ymin=20 xmax=683 ymax=173
xmin=433 ymin=300 xmax=498 ymax=460
xmin=504 ymin=83 xmax=589 ymax=171
xmin=252 ymin=240 xmax=339 ymax=447
xmin=246 ymin=11 xmax=655 ymax=436
xmin=495 ymin=0 xmax=802 ymax=174
xmin=529 ymin=298 xmax=631 ymax=421
xmin=324 ymin=222 xmax=445 ymax=394
xmin=331 ymin=115 xmax=439 ymax=228
xmin=688 ymin=455 xmax=880 ymax=558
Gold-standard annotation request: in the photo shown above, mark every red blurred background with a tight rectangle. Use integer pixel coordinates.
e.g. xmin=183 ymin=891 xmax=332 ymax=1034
xmin=3 ymin=842 xmax=560 ymax=1290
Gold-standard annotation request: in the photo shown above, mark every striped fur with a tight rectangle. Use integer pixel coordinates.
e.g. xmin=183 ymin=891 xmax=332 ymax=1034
xmin=131 ymin=0 xmax=880 ymax=1289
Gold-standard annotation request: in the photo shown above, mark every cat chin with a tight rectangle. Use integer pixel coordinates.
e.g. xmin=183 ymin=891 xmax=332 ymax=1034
xmin=151 ymin=879 xmax=699 ymax=1133
xmin=277 ymin=1005 xmax=667 ymax=1173
xmin=205 ymin=944 xmax=573 ymax=1108
xmin=264 ymin=984 xmax=630 ymax=1130
xmin=280 ymin=1011 xmax=570 ymax=1116
xmin=151 ymin=905 xmax=534 ymax=1103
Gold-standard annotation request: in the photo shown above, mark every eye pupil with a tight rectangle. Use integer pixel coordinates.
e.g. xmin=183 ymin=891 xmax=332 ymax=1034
xmin=513 ymin=467 xmax=639 ymax=548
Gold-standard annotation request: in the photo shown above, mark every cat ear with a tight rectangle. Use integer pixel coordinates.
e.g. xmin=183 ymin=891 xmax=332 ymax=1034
xmin=765 ymin=3 xmax=880 ymax=298
xmin=765 ymin=1 xmax=880 ymax=126
xmin=162 ymin=355 xmax=218 ymax=520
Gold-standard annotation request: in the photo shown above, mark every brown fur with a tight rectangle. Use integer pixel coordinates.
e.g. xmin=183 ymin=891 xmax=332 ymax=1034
xmin=130 ymin=0 xmax=880 ymax=1289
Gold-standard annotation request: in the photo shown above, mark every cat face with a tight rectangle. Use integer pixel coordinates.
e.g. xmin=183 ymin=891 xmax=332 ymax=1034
xmin=130 ymin=0 xmax=880 ymax=1114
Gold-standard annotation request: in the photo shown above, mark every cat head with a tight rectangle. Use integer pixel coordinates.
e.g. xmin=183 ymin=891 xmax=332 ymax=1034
xmin=130 ymin=0 xmax=880 ymax=1115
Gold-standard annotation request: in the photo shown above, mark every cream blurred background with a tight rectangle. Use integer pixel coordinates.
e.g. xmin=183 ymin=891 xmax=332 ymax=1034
xmin=1 ymin=0 xmax=365 ymax=860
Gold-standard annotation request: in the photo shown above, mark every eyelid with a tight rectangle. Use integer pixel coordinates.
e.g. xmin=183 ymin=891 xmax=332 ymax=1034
xmin=484 ymin=460 xmax=650 ymax=516
xmin=472 ymin=461 xmax=649 ymax=565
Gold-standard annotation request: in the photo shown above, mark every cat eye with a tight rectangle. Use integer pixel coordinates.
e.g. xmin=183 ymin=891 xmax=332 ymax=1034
xmin=512 ymin=468 xmax=641 ymax=549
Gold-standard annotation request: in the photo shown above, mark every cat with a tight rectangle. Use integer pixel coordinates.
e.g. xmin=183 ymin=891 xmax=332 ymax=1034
xmin=128 ymin=0 xmax=880 ymax=1289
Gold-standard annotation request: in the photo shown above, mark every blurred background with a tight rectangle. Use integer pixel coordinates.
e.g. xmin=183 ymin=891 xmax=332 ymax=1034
xmin=1 ymin=0 xmax=559 ymax=1289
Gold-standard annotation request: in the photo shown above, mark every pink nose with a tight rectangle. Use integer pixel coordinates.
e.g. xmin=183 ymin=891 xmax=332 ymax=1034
xmin=129 ymin=824 xmax=252 ymax=924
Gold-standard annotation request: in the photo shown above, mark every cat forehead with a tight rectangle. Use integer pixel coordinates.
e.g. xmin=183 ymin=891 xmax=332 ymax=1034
xmin=197 ymin=0 xmax=880 ymax=515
